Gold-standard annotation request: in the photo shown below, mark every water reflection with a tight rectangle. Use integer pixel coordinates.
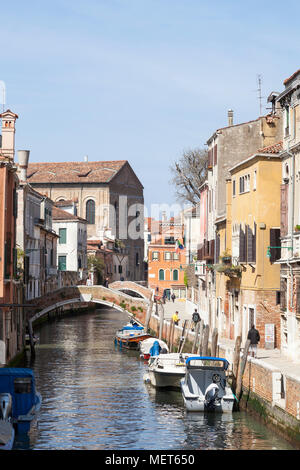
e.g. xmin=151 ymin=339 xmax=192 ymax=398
xmin=16 ymin=307 xmax=294 ymax=450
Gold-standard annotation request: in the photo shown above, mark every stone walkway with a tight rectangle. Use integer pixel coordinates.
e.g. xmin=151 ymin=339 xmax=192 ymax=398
xmin=157 ymin=299 xmax=300 ymax=382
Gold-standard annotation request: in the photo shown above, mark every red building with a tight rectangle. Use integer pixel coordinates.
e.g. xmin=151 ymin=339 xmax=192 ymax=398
xmin=0 ymin=110 xmax=24 ymax=364
xmin=147 ymin=217 xmax=186 ymax=300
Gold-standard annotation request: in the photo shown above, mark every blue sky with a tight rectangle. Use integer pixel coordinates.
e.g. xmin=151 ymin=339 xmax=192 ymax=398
xmin=1 ymin=0 xmax=300 ymax=210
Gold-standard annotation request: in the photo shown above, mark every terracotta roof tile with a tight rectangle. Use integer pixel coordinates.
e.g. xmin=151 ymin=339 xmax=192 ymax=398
xmin=257 ymin=141 xmax=283 ymax=154
xmin=52 ymin=206 xmax=87 ymax=223
xmin=283 ymin=69 xmax=300 ymax=86
xmin=27 ymin=160 xmax=127 ymax=184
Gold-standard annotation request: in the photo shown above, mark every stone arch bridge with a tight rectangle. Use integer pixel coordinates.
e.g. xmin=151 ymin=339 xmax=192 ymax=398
xmin=27 ymin=283 xmax=153 ymax=329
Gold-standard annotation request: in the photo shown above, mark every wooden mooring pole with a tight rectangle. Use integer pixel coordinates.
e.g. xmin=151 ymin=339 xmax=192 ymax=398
xmin=197 ymin=320 xmax=204 ymax=355
xmin=167 ymin=320 xmax=174 ymax=350
xmin=202 ymin=325 xmax=210 ymax=356
xmin=232 ymin=335 xmax=242 ymax=394
xmin=191 ymin=321 xmax=200 ymax=353
xmin=27 ymin=320 xmax=35 ymax=358
xmin=235 ymin=339 xmax=251 ymax=403
xmin=211 ymin=327 xmax=218 ymax=357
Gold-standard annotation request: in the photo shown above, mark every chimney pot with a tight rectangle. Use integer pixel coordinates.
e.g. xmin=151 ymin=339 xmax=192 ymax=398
xmin=17 ymin=150 xmax=30 ymax=182
xmin=228 ymin=109 xmax=234 ymax=126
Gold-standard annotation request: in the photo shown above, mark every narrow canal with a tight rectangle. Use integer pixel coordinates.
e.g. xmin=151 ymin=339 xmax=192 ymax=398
xmin=15 ymin=307 xmax=294 ymax=450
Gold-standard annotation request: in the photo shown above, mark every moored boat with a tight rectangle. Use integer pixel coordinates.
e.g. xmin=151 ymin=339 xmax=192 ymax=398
xmin=0 ymin=368 xmax=42 ymax=434
xmin=144 ymin=353 xmax=194 ymax=390
xmin=139 ymin=338 xmax=168 ymax=360
xmin=0 ymin=393 xmax=14 ymax=450
xmin=115 ymin=321 xmax=153 ymax=350
xmin=180 ymin=356 xmax=235 ymax=412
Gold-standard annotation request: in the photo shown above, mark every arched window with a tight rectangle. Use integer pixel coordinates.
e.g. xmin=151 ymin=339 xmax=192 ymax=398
xmin=86 ymin=200 xmax=95 ymax=224
xmin=173 ymin=269 xmax=179 ymax=281
xmin=159 ymin=269 xmax=165 ymax=281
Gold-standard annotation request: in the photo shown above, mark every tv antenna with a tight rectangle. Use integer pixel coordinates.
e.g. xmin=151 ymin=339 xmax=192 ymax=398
xmin=256 ymin=74 xmax=265 ymax=116
xmin=0 ymin=81 xmax=6 ymax=112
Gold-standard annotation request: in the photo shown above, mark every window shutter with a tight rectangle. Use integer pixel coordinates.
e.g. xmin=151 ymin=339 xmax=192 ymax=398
xmin=216 ymin=234 xmax=220 ymax=263
xmin=24 ymin=256 xmax=30 ymax=284
xmin=253 ymin=223 xmax=256 ymax=262
xmin=247 ymin=224 xmax=256 ymax=263
xmin=280 ymin=184 xmax=288 ymax=237
xmin=239 ymin=225 xmax=246 ymax=262
xmin=213 ymin=145 xmax=218 ymax=166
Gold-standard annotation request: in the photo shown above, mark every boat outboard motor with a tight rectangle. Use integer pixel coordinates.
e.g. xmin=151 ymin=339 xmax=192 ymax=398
xmin=0 ymin=393 xmax=13 ymax=420
xmin=204 ymin=383 xmax=219 ymax=410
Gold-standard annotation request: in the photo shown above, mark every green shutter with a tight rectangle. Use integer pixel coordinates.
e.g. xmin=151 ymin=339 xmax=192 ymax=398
xmin=58 ymin=256 xmax=67 ymax=271
xmin=59 ymin=228 xmax=67 ymax=244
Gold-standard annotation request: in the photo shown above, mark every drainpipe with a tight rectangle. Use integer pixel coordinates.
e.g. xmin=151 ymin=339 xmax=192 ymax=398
xmin=286 ymin=144 xmax=295 ymax=308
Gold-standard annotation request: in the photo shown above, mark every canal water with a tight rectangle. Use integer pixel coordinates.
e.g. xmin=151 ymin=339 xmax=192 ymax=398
xmin=15 ymin=307 xmax=294 ymax=450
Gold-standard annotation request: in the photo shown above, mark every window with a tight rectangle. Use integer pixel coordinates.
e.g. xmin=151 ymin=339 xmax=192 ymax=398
xmin=164 ymin=252 xmax=172 ymax=261
xmin=164 ymin=237 xmax=175 ymax=245
xmin=253 ymin=170 xmax=257 ymax=190
xmin=159 ymin=269 xmax=165 ymax=281
xmin=233 ymin=180 xmax=236 ymax=197
xmin=285 ymin=105 xmax=290 ymax=137
xmin=239 ymin=174 xmax=250 ymax=194
xmin=58 ymin=255 xmax=67 ymax=271
xmin=86 ymin=200 xmax=95 ymax=224
xmin=173 ymin=252 xmax=179 ymax=260
xmin=173 ymin=269 xmax=179 ymax=281
xmin=152 ymin=251 xmax=159 ymax=261
xmin=270 ymin=228 xmax=281 ymax=262
xmin=59 ymin=228 xmax=67 ymax=244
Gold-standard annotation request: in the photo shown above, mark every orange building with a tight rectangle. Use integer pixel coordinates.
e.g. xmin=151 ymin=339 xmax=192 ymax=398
xmin=0 ymin=110 xmax=24 ymax=365
xmin=147 ymin=217 xmax=186 ymax=300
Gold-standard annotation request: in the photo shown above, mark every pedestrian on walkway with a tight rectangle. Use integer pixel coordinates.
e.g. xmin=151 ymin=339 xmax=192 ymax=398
xmin=192 ymin=309 xmax=200 ymax=331
xmin=172 ymin=311 xmax=179 ymax=326
xmin=247 ymin=324 xmax=260 ymax=358
xmin=171 ymin=293 xmax=176 ymax=303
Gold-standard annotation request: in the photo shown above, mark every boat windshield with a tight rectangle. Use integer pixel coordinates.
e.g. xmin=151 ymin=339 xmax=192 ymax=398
xmin=186 ymin=358 xmax=227 ymax=370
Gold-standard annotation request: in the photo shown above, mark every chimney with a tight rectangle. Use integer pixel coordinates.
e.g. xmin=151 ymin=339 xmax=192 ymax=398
xmin=228 ymin=109 xmax=234 ymax=126
xmin=84 ymin=155 xmax=88 ymax=162
xmin=17 ymin=150 xmax=30 ymax=182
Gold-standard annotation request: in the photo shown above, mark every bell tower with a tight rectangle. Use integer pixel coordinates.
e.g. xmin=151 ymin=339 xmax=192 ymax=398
xmin=0 ymin=109 xmax=18 ymax=161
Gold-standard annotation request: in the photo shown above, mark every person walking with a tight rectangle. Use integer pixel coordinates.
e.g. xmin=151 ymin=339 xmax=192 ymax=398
xmin=192 ymin=309 xmax=200 ymax=331
xmin=247 ymin=324 xmax=260 ymax=358
xmin=171 ymin=293 xmax=176 ymax=303
xmin=172 ymin=311 xmax=179 ymax=326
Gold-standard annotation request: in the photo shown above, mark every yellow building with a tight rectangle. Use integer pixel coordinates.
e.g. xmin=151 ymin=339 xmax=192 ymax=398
xmin=215 ymin=142 xmax=283 ymax=348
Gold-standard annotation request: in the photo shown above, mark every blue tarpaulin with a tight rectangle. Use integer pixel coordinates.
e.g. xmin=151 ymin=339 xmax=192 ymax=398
xmin=149 ymin=340 xmax=161 ymax=356
xmin=0 ymin=368 xmax=37 ymax=419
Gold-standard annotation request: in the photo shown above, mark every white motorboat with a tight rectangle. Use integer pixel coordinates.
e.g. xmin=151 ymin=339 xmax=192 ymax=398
xmin=139 ymin=338 xmax=169 ymax=360
xmin=115 ymin=321 xmax=153 ymax=350
xmin=144 ymin=353 xmax=194 ymax=390
xmin=180 ymin=356 xmax=235 ymax=412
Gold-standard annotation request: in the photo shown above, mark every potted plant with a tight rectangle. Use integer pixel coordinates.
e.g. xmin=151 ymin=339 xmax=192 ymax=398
xmin=221 ymin=249 xmax=231 ymax=264
xmin=295 ymin=225 xmax=300 ymax=232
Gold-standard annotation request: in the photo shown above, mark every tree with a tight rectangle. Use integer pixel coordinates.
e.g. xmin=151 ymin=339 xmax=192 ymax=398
xmin=170 ymin=147 xmax=208 ymax=205
xmin=87 ymin=255 xmax=105 ymax=284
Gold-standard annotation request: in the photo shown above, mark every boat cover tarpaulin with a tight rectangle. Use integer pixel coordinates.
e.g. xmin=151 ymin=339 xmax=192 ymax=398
xmin=0 ymin=368 xmax=37 ymax=419
xmin=122 ymin=325 xmax=144 ymax=331
xmin=149 ymin=341 xmax=161 ymax=356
